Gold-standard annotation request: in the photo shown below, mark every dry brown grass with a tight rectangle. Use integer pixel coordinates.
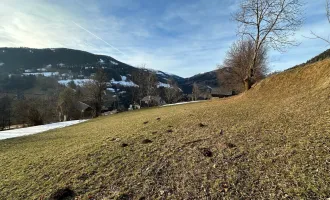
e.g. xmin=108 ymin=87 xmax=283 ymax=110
xmin=0 ymin=59 xmax=330 ymax=199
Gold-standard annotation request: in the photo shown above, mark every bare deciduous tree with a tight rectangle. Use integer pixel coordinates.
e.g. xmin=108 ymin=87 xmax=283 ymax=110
xmin=145 ymin=71 xmax=158 ymax=96
xmin=131 ymin=65 xmax=158 ymax=102
xmin=58 ymin=88 xmax=77 ymax=121
xmin=14 ymin=97 xmax=57 ymax=126
xmin=192 ymin=82 xmax=201 ymax=101
xmin=235 ymin=0 xmax=303 ymax=90
xmin=130 ymin=69 xmax=144 ymax=103
xmin=164 ymin=79 xmax=182 ymax=104
xmin=217 ymin=39 xmax=268 ymax=92
xmin=83 ymin=69 xmax=108 ymax=117
xmin=0 ymin=96 xmax=12 ymax=130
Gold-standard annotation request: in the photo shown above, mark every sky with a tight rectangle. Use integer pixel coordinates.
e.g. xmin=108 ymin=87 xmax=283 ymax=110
xmin=0 ymin=0 xmax=329 ymax=78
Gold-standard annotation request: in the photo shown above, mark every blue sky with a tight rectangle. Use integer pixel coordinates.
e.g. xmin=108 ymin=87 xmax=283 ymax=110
xmin=0 ymin=0 xmax=329 ymax=77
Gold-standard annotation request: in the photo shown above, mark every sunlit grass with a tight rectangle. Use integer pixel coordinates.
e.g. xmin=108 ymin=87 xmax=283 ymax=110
xmin=0 ymin=60 xmax=330 ymax=199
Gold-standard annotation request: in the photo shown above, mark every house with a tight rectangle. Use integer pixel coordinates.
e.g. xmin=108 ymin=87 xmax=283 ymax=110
xmin=211 ymin=88 xmax=236 ymax=99
xmin=58 ymin=101 xmax=94 ymax=121
xmin=140 ymin=96 xmax=166 ymax=107
xmin=76 ymin=101 xmax=94 ymax=119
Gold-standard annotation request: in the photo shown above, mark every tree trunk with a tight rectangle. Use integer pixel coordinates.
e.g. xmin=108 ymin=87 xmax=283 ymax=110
xmin=245 ymin=48 xmax=258 ymax=91
xmin=8 ymin=109 xmax=11 ymax=130
xmin=94 ymin=105 xmax=100 ymax=118
xmin=244 ymin=76 xmax=252 ymax=90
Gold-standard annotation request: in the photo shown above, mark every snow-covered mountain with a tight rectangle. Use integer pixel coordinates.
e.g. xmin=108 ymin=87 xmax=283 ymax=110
xmin=0 ymin=47 xmax=184 ymax=86
xmin=0 ymin=47 xmax=219 ymax=94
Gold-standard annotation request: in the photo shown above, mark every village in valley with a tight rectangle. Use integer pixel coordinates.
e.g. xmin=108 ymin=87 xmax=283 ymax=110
xmin=0 ymin=47 xmax=232 ymax=129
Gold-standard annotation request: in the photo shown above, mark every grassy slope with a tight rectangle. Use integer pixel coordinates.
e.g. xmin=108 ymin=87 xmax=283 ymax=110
xmin=0 ymin=60 xmax=330 ymax=199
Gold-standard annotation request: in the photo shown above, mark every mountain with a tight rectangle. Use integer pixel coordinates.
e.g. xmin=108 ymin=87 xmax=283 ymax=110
xmin=179 ymin=70 xmax=219 ymax=93
xmin=0 ymin=47 xmax=184 ymax=84
xmin=0 ymin=47 xmax=223 ymax=94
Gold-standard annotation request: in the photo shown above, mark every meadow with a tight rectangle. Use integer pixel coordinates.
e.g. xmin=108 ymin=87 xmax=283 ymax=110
xmin=0 ymin=59 xmax=330 ymax=199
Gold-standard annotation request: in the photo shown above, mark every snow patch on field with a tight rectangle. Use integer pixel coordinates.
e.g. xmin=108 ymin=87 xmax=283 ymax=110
xmin=0 ymin=120 xmax=88 ymax=140
xmin=111 ymin=78 xmax=138 ymax=87
xmin=157 ymin=82 xmax=171 ymax=88
xmin=162 ymin=101 xmax=203 ymax=107
xmin=111 ymin=61 xmax=118 ymax=65
xmin=156 ymin=71 xmax=167 ymax=76
xmin=23 ymin=72 xmax=59 ymax=77
xmin=37 ymin=68 xmax=47 ymax=72
xmin=58 ymin=79 xmax=93 ymax=86
xmin=121 ymin=75 xmax=127 ymax=81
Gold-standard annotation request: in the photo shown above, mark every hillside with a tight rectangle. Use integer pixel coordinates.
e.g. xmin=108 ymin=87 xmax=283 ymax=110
xmin=0 ymin=47 xmax=219 ymax=94
xmin=305 ymin=48 xmax=330 ymax=65
xmin=0 ymin=58 xmax=330 ymax=199
xmin=181 ymin=48 xmax=330 ymax=94
xmin=0 ymin=47 xmax=184 ymax=84
xmin=179 ymin=70 xmax=218 ymax=93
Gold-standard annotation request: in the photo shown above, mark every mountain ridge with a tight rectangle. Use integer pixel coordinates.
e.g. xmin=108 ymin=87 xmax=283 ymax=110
xmin=0 ymin=47 xmax=185 ymax=84
xmin=2 ymin=47 xmax=330 ymax=94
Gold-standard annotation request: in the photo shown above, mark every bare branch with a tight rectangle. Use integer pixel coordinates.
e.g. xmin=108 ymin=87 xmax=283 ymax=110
xmin=217 ymin=39 xmax=268 ymax=93
xmin=235 ymin=0 xmax=303 ymax=52
xmin=327 ymin=0 xmax=330 ymax=23
xmin=234 ymin=0 xmax=302 ymax=90
xmin=310 ymin=31 xmax=330 ymax=45
xmin=306 ymin=0 xmax=330 ymax=45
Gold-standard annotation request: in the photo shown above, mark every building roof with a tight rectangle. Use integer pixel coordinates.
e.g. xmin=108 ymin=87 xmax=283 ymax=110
xmin=211 ymin=88 xmax=232 ymax=96
xmin=76 ymin=101 xmax=93 ymax=112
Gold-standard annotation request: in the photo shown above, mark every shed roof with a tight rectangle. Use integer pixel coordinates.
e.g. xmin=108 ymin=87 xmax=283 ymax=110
xmin=76 ymin=101 xmax=93 ymax=111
